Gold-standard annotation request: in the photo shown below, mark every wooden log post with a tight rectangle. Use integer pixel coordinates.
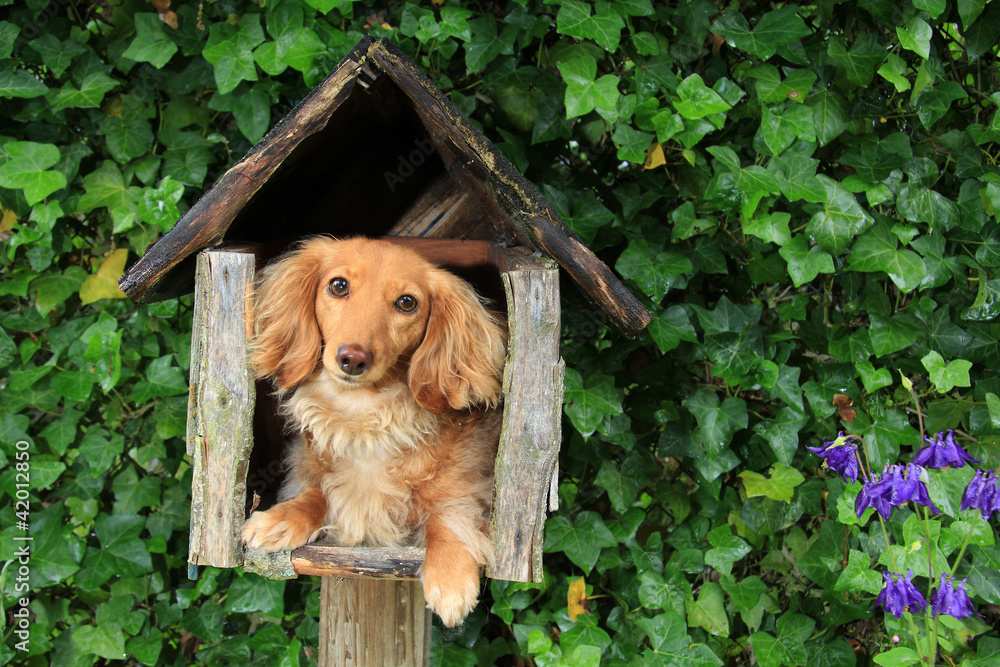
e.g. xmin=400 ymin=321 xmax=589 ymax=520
xmin=489 ymin=255 xmax=563 ymax=582
xmin=188 ymin=249 xmax=256 ymax=571
xmin=320 ymin=578 xmax=430 ymax=667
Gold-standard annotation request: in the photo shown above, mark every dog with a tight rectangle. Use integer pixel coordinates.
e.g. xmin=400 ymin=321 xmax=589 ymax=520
xmin=241 ymin=236 xmax=506 ymax=627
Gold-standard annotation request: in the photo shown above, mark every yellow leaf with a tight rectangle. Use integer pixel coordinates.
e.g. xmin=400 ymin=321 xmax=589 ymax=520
xmin=430 ymin=0 xmax=445 ymax=5
xmin=567 ymin=576 xmax=588 ymax=621
xmin=80 ymin=248 xmax=129 ymax=305
xmin=0 ymin=204 xmax=16 ymax=234
xmin=642 ymin=141 xmax=666 ymax=170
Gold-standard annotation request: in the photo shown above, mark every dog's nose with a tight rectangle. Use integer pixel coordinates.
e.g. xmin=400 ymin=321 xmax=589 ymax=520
xmin=336 ymin=344 xmax=373 ymax=376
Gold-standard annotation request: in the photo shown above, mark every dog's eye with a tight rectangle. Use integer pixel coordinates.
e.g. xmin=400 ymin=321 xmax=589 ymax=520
xmin=395 ymin=295 xmax=418 ymax=313
xmin=328 ymin=278 xmax=350 ymax=297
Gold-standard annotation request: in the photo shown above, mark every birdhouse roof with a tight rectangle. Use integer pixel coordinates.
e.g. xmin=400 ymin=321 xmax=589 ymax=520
xmin=119 ymin=37 xmax=650 ymax=337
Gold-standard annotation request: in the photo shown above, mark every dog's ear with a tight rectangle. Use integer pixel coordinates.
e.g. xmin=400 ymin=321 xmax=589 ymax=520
xmin=251 ymin=241 xmax=327 ymax=389
xmin=409 ymin=270 xmax=506 ymax=413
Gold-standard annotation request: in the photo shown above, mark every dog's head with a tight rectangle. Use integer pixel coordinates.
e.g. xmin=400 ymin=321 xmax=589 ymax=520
xmin=252 ymin=237 xmax=506 ymax=413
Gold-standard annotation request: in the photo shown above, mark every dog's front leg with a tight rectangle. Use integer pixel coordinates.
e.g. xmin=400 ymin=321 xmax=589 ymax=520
xmin=420 ymin=509 xmax=490 ymax=627
xmin=242 ymin=483 xmax=327 ymax=552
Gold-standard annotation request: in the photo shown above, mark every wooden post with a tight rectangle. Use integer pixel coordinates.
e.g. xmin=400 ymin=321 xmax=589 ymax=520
xmin=489 ymin=255 xmax=563 ymax=582
xmin=188 ymin=249 xmax=256 ymax=571
xmin=320 ymin=578 xmax=430 ymax=667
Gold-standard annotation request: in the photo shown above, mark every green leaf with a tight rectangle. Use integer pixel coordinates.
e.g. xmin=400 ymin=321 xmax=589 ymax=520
xmin=130 ymin=355 xmax=188 ymax=405
xmin=227 ymin=573 xmax=286 ymax=617
xmin=673 ymin=74 xmax=731 ymax=119
xmin=615 ymin=239 xmax=692 ymax=301
xmin=897 ymin=16 xmax=933 ymax=60
xmin=76 ymin=514 xmax=152 ymax=589
xmin=704 ymin=525 xmax=751 ymax=577
xmin=848 ymin=221 xmax=927 ymax=292
xmin=712 ymin=7 xmax=810 ymax=60
xmin=827 ymin=34 xmax=885 ymax=87
xmin=563 ymin=368 xmax=623 ymax=438
xmin=778 ymin=234 xmax=835 ymax=286
xmin=683 ymin=390 xmax=748 ymax=457
xmin=686 ymin=582 xmax=729 ymax=637
xmin=834 ymin=549 xmax=882 ymax=594
xmin=0 ymin=61 xmax=47 ymax=98
xmin=637 ymin=611 xmax=724 ymax=667
xmin=31 ymin=266 xmax=86 ymax=313
xmin=806 ymin=176 xmax=873 ymax=255
xmin=739 ymin=463 xmax=806 ymax=502
xmin=749 ymin=613 xmax=814 ymax=667
xmin=873 ymin=647 xmax=923 ymax=667
xmin=921 ymin=350 xmax=972 ymax=393
xmin=914 ymin=82 xmax=967 ymax=129
xmin=753 ymin=408 xmax=810 ymax=466
xmin=28 ymin=34 xmax=87 ymax=77
xmin=466 ymin=14 xmax=516 ymax=72
xmin=544 ymin=511 xmax=618 ymax=572
xmin=612 ymin=124 xmax=654 ymax=163
xmin=51 ymin=71 xmax=118 ymax=110
xmin=759 ymin=103 xmax=815 ymax=155
xmin=558 ymin=56 xmax=620 ymax=119
xmin=647 ymin=305 xmax=698 ymax=354
xmin=77 ymin=161 xmax=140 ymax=232
xmin=556 ymin=0 xmax=625 ymax=52
xmin=123 ymin=13 xmax=178 ymax=69
xmin=720 ymin=575 xmax=768 ymax=614
xmin=958 ymin=0 xmax=987 ymax=28
xmin=809 ymin=90 xmax=849 ymax=146
xmin=72 ymin=624 xmax=127 ymax=661
xmin=879 ymin=53 xmax=912 ymax=93
xmin=100 ymin=116 xmax=155 ymax=164
xmin=0 ymin=141 xmax=67 ymax=206
xmin=203 ymin=15 xmax=265 ymax=94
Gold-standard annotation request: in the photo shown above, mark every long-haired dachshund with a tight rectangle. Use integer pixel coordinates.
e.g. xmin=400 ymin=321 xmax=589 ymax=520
xmin=242 ymin=236 xmax=506 ymax=626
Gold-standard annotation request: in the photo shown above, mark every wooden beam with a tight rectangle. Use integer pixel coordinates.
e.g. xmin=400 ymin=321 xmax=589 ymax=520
xmin=119 ymin=38 xmax=375 ymax=303
xmin=320 ymin=578 xmax=430 ymax=667
xmin=187 ymin=250 xmax=256 ymax=571
xmin=489 ymin=260 xmax=563 ymax=582
xmin=291 ymin=546 xmax=424 ymax=579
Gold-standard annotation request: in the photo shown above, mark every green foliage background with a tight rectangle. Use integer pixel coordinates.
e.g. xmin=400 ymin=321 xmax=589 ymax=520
xmin=2 ymin=0 xmax=1000 ymax=664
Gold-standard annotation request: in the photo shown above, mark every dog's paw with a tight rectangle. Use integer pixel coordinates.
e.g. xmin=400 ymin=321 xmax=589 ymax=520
xmin=421 ymin=561 xmax=479 ymax=627
xmin=242 ymin=507 xmax=317 ymax=552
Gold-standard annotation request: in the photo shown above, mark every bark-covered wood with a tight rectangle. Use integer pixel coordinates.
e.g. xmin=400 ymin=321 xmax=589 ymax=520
xmin=489 ymin=265 xmax=563 ymax=583
xmin=187 ymin=250 xmax=256 ymax=570
xmin=320 ymin=578 xmax=430 ymax=667
xmin=118 ymin=38 xmax=375 ymax=303
xmin=365 ymin=39 xmax=651 ymax=337
xmin=117 ymin=36 xmax=650 ymax=337
xmin=291 ymin=546 xmax=424 ymax=579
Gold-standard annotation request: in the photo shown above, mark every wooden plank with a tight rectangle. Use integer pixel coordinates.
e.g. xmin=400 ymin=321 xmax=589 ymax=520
xmin=489 ymin=264 xmax=563 ymax=583
xmin=292 ymin=546 xmax=424 ymax=579
xmin=320 ymin=578 xmax=430 ymax=667
xmin=378 ymin=236 xmax=491 ymax=268
xmin=187 ymin=250 xmax=256 ymax=571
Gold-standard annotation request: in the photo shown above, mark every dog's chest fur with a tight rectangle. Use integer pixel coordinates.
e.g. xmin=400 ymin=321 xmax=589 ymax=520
xmin=278 ymin=371 xmax=444 ymax=546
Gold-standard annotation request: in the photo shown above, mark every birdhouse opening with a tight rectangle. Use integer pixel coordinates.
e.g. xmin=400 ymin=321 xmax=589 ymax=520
xmin=219 ymin=69 xmax=499 ymax=255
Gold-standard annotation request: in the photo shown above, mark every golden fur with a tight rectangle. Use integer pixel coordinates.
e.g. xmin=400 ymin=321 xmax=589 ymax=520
xmin=241 ymin=237 xmax=506 ymax=626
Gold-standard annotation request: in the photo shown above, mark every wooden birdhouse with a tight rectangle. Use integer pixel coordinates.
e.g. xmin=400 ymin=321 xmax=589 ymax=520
xmin=120 ymin=36 xmax=649 ymax=664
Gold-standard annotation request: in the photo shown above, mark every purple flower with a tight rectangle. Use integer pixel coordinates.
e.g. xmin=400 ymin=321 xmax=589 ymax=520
xmin=875 ymin=570 xmax=929 ymax=618
xmin=889 ymin=463 xmax=940 ymax=514
xmin=808 ymin=432 xmax=860 ymax=484
xmin=961 ymin=469 xmax=1000 ymax=520
xmin=856 ymin=464 xmax=940 ymax=520
xmin=856 ymin=471 xmax=894 ymax=520
xmin=913 ymin=431 xmax=978 ymax=469
xmin=931 ymin=575 xmax=978 ymax=619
